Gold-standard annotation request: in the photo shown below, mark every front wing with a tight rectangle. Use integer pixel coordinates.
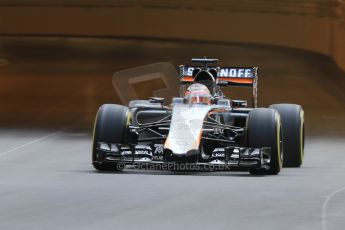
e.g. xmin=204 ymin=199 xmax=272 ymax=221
xmin=93 ymin=143 xmax=271 ymax=171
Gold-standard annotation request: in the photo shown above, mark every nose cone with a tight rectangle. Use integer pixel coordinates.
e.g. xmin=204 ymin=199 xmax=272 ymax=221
xmin=164 ymin=104 xmax=206 ymax=154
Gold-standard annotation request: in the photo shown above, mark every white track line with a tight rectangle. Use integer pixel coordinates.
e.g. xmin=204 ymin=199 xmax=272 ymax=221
xmin=321 ymin=186 xmax=345 ymax=230
xmin=0 ymin=121 xmax=83 ymax=157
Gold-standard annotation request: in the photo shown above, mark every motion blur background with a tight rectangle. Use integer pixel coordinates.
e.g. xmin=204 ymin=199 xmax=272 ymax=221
xmin=1 ymin=0 xmax=345 ymax=133
xmin=2 ymin=2 xmax=345 ymax=230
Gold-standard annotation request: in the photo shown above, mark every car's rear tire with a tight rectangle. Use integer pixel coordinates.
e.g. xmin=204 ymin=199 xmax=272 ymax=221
xmin=92 ymin=104 xmax=130 ymax=171
xmin=269 ymin=104 xmax=304 ymax=167
xmin=246 ymin=108 xmax=283 ymax=175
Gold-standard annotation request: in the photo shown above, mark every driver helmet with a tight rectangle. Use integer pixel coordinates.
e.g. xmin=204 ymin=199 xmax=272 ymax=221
xmin=184 ymin=83 xmax=212 ymax=105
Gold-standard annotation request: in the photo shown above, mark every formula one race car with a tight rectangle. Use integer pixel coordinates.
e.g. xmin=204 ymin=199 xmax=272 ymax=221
xmin=92 ymin=58 xmax=305 ymax=175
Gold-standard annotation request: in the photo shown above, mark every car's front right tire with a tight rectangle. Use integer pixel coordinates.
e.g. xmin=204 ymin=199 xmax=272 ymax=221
xmin=92 ymin=104 xmax=130 ymax=171
xmin=269 ymin=104 xmax=304 ymax=167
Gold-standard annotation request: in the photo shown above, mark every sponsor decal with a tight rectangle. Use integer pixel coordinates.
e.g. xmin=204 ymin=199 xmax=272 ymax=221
xmin=135 ymin=150 xmax=150 ymax=155
xmin=153 ymin=155 xmax=163 ymax=161
xmin=154 ymin=144 xmax=164 ymax=155
xmin=152 ymin=144 xmax=164 ymax=161
xmin=211 ymin=148 xmax=225 ymax=158
xmin=212 ymin=152 xmax=225 ymax=158
xmin=214 ymin=127 xmax=224 ymax=135
xmin=183 ymin=66 xmax=255 ymax=78
xmin=219 ymin=68 xmax=253 ymax=78
xmin=134 ymin=145 xmax=152 ymax=156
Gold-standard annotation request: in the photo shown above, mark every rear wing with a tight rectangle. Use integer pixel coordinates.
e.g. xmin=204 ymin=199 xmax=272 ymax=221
xmin=180 ymin=65 xmax=257 ymax=86
xmin=179 ymin=65 xmax=258 ymax=107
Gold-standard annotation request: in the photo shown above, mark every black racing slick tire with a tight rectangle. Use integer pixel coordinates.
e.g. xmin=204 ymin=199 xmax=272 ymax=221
xmin=92 ymin=104 xmax=130 ymax=171
xmin=246 ymin=108 xmax=283 ymax=175
xmin=269 ymin=104 xmax=305 ymax=167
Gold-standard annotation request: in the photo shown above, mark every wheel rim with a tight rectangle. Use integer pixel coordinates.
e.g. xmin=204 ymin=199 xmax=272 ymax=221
xmin=276 ymin=114 xmax=283 ymax=169
xmin=300 ymin=109 xmax=305 ymax=163
xmin=279 ymin=123 xmax=283 ymax=165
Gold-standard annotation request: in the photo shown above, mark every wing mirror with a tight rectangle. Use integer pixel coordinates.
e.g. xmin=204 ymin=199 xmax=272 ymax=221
xmin=232 ymin=100 xmax=247 ymax=107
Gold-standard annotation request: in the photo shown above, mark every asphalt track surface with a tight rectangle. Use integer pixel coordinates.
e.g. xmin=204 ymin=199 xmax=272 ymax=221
xmin=1 ymin=37 xmax=345 ymax=230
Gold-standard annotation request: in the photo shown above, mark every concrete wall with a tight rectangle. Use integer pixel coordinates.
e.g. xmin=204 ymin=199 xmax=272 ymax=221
xmin=332 ymin=2 xmax=345 ymax=71
xmin=0 ymin=1 xmax=344 ymax=71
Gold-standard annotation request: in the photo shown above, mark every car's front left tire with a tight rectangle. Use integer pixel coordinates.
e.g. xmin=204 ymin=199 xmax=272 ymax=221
xmin=246 ymin=108 xmax=283 ymax=175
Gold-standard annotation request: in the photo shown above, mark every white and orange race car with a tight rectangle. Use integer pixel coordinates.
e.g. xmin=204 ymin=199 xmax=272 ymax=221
xmin=92 ymin=58 xmax=305 ymax=175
